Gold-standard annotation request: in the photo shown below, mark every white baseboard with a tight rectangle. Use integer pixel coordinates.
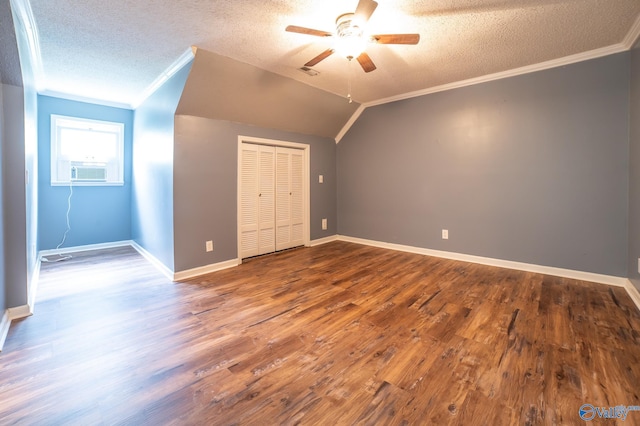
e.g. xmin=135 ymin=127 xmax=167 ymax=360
xmin=31 ymin=236 xmax=640 ymax=312
xmin=174 ymin=259 xmax=241 ymax=281
xmin=41 ymin=240 xmax=242 ymax=283
xmin=131 ymin=241 xmax=240 ymax=281
xmin=8 ymin=304 xmax=33 ymax=320
xmin=40 ymin=240 xmax=132 ymax=258
xmin=0 ymin=305 xmax=33 ymax=352
xmin=309 ymin=235 xmax=339 ymax=247
xmin=624 ymin=280 xmax=640 ymax=312
xmin=337 ymin=235 xmax=629 ymax=287
xmin=0 ymin=310 xmax=10 ymax=352
xmin=129 ymin=241 xmax=174 ymax=281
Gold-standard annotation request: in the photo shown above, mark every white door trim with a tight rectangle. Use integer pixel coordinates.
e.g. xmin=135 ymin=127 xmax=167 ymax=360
xmin=237 ymin=136 xmax=310 ymax=261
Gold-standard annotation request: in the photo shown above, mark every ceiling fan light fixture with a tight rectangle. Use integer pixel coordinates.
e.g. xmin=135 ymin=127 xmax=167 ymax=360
xmin=335 ymin=34 xmax=367 ymax=60
xmin=286 ymin=0 xmax=418 ymax=73
xmin=334 ymin=13 xmax=367 ymax=60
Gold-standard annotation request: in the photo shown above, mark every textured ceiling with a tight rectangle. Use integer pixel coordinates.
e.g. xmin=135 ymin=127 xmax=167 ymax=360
xmin=0 ymin=0 xmax=22 ymax=86
xmin=21 ymin=0 xmax=640 ymax=107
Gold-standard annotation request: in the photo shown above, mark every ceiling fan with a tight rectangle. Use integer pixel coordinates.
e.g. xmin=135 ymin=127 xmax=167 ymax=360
xmin=286 ymin=0 xmax=420 ymax=73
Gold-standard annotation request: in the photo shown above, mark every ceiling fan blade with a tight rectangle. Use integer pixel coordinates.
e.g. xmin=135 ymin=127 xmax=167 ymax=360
xmin=305 ymin=49 xmax=335 ymax=67
xmin=356 ymin=52 xmax=376 ymax=73
xmin=354 ymin=0 xmax=378 ymax=23
xmin=286 ymin=25 xmax=333 ymax=37
xmin=372 ymin=34 xmax=420 ymax=45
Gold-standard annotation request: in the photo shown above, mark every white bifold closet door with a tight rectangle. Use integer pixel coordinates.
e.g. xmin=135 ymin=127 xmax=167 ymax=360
xmin=275 ymin=147 xmax=304 ymax=251
xmin=240 ymin=143 xmax=304 ymax=259
xmin=240 ymin=144 xmax=275 ymax=258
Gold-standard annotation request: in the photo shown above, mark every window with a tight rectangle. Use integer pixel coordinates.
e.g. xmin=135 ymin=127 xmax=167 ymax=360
xmin=51 ymin=115 xmax=124 ymax=186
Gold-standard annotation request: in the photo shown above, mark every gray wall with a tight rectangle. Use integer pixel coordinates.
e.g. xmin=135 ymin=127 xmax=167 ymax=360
xmin=2 ymin=84 xmax=28 ymax=307
xmin=173 ymin=116 xmax=337 ymax=272
xmin=177 ymin=48 xmax=359 ymax=139
xmin=630 ymin=45 xmax=640 ymax=290
xmin=338 ymin=53 xmax=630 ymax=277
xmin=23 ymin=78 xmax=38 ymax=295
xmin=8 ymin=0 xmax=38 ymax=309
xmin=0 ymin=85 xmax=6 ymax=311
xmin=131 ymin=63 xmax=192 ymax=272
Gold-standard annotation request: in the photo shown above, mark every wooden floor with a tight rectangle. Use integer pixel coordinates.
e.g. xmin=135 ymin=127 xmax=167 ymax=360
xmin=1 ymin=242 xmax=640 ymax=425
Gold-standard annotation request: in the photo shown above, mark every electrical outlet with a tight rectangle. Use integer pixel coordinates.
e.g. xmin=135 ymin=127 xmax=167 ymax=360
xmin=319 ymin=175 xmax=324 ymax=184
xmin=322 ymin=218 xmax=327 ymax=230
xmin=206 ymin=240 xmax=213 ymax=252
xmin=442 ymin=229 xmax=449 ymax=240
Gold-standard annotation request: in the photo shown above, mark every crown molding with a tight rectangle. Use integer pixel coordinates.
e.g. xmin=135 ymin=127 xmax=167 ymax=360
xmin=10 ymin=0 xmax=44 ymax=91
xmin=334 ymin=44 xmax=628 ymax=141
xmin=335 ymin=104 xmax=365 ymax=143
xmin=334 ymin=17 xmax=640 ymax=142
xmin=38 ymin=89 xmax=133 ymax=109
xmin=130 ymin=47 xmax=194 ymax=109
xmin=623 ymin=13 xmax=640 ymax=49
xmin=38 ymin=48 xmax=194 ymax=109
xmin=364 ymin=44 xmax=626 ymax=108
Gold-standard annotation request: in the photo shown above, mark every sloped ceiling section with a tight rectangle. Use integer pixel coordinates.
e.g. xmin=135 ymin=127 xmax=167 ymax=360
xmin=176 ymin=47 xmax=360 ymax=139
xmin=0 ymin=0 xmax=22 ymax=86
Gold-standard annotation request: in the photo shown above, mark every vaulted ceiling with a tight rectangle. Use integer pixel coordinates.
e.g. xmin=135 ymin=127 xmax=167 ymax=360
xmin=8 ymin=0 xmax=640 ymax=109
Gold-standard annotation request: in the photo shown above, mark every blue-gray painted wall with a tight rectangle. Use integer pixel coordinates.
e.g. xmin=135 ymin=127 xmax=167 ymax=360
xmin=2 ymin=83 xmax=29 ymax=308
xmin=37 ymin=96 xmax=133 ymax=250
xmin=6 ymin=0 xmax=39 ymax=310
xmin=629 ymin=45 xmax=640 ymax=291
xmin=0 ymin=85 xmax=6 ymax=312
xmin=1 ymin=42 xmax=636 ymax=300
xmin=173 ymin=116 xmax=337 ymax=272
xmin=338 ymin=53 xmax=630 ymax=277
xmin=23 ymin=76 xmax=37 ymax=300
xmin=131 ymin=63 xmax=192 ymax=272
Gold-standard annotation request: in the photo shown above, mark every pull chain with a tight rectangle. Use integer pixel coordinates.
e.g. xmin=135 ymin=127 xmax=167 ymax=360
xmin=347 ymin=57 xmax=353 ymax=103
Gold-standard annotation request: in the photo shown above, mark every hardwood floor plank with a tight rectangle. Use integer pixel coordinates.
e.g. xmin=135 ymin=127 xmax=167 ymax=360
xmin=1 ymin=242 xmax=639 ymax=424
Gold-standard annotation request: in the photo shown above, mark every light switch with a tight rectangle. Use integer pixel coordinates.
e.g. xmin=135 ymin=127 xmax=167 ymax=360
xmin=319 ymin=175 xmax=324 ymax=184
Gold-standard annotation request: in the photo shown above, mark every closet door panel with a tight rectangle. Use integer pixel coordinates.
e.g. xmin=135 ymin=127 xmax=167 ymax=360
xmin=258 ymin=146 xmax=276 ymax=255
xmin=276 ymin=148 xmax=292 ymax=251
xmin=290 ymin=149 xmax=305 ymax=247
xmin=239 ymin=144 xmax=259 ymax=258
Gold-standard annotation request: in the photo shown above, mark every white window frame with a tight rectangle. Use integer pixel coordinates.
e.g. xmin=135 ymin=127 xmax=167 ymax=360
xmin=50 ymin=114 xmax=125 ymax=186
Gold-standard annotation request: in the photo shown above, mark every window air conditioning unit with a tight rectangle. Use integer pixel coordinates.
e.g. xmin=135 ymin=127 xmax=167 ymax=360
xmin=70 ymin=162 xmax=107 ymax=182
